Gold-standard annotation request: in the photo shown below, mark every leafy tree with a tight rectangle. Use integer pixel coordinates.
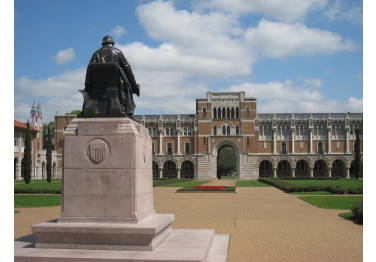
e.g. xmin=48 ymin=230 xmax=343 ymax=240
xmin=65 ymin=110 xmax=82 ymax=115
xmin=217 ymin=146 xmax=236 ymax=178
xmin=22 ymin=121 xmax=32 ymax=184
xmin=46 ymin=125 xmax=52 ymax=183
xmin=43 ymin=121 xmax=54 ymax=149
xmin=354 ymin=129 xmax=362 ymax=180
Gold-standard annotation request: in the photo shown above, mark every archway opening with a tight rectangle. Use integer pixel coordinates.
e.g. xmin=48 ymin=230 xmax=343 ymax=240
xmin=313 ymin=160 xmax=327 ymax=177
xmin=259 ymin=160 xmax=273 ymax=177
xmin=296 ymin=160 xmax=309 ymax=177
xmin=332 ymin=159 xmax=345 ymax=178
xmin=277 ymin=160 xmax=291 ymax=178
xmin=163 ymin=161 xmax=177 ymax=178
xmin=152 ymin=161 xmax=159 ymax=178
xmin=181 ymin=161 xmax=194 ymax=179
xmin=14 ymin=157 xmax=18 ymax=180
xmin=217 ymin=146 xmax=236 ymax=179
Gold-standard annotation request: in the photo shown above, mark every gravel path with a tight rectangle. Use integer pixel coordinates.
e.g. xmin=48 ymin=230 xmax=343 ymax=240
xmin=14 ymin=187 xmax=362 ymax=262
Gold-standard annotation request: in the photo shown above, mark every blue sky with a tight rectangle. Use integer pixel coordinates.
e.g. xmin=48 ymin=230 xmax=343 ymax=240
xmin=13 ymin=0 xmax=365 ymax=123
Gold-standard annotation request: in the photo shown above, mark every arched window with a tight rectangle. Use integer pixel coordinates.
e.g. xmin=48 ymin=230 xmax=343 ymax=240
xmin=222 ymin=108 xmax=226 ymax=119
xmin=213 ymin=108 xmax=217 ymax=119
xmin=222 ymin=126 xmax=226 ymax=135
xmin=236 ymin=107 xmax=239 ymax=118
xmin=183 ymin=127 xmax=187 ymax=136
xmin=304 ymin=125 xmax=308 ymax=136
xmin=231 ymin=108 xmax=235 ymax=118
xmin=213 ymin=126 xmax=217 ymax=135
xmin=166 ymin=127 xmax=174 ymax=136
xmin=246 ymin=107 xmax=250 ymax=117
xmin=227 ymin=126 xmax=230 ymax=135
xmin=226 ymin=108 xmax=230 ymax=118
xmin=236 ymin=126 xmax=240 ymax=135
xmin=203 ymin=107 xmax=207 ymax=117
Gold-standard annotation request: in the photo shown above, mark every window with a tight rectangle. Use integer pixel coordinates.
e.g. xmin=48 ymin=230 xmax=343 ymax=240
xmin=222 ymin=126 xmax=226 ymax=135
xmin=278 ymin=161 xmax=287 ymax=171
xmin=149 ymin=127 xmax=156 ymax=136
xmin=227 ymin=126 xmax=230 ymax=135
xmin=203 ymin=107 xmax=207 ymax=117
xmin=167 ymin=161 xmax=176 ymax=171
xmin=246 ymin=107 xmax=250 ymax=117
xmin=184 ymin=127 xmax=192 ymax=136
xmin=203 ymin=137 xmax=206 ymax=147
xmin=236 ymin=107 xmax=239 ymax=118
xmin=167 ymin=143 xmax=173 ymax=155
xmin=213 ymin=108 xmax=217 ymax=119
xmin=297 ymin=160 xmax=305 ymax=171
xmin=152 ymin=143 xmax=155 ymax=155
xmin=281 ymin=142 xmax=287 ymax=154
xmin=247 ymin=136 xmax=250 ymax=146
xmin=184 ymin=143 xmax=190 ymax=154
xmin=318 ymin=142 xmax=323 ymax=154
xmin=236 ymin=126 xmax=240 ymax=135
xmin=213 ymin=126 xmax=217 ymax=135
xmin=14 ymin=137 xmax=18 ymax=147
xmin=166 ymin=127 xmax=174 ymax=136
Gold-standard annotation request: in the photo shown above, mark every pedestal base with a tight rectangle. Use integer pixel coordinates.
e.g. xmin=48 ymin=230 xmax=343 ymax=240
xmin=32 ymin=214 xmax=174 ymax=251
xmin=15 ymin=230 xmax=230 ymax=262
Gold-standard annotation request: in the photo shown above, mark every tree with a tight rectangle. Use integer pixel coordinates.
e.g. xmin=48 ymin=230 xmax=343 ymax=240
xmin=22 ymin=121 xmax=32 ymax=184
xmin=65 ymin=110 xmax=82 ymax=115
xmin=43 ymin=121 xmax=54 ymax=150
xmin=354 ymin=129 xmax=362 ymax=180
xmin=46 ymin=124 xmax=52 ymax=183
xmin=217 ymin=146 xmax=236 ymax=179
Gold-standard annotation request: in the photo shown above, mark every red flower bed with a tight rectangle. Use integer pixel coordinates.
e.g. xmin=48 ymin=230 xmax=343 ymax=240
xmin=195 ymin=185 xmax=224 ymax=190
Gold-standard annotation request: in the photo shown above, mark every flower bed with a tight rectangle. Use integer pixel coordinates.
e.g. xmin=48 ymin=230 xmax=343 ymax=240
xmin=176 ymin=186 xmax=236 ymax=193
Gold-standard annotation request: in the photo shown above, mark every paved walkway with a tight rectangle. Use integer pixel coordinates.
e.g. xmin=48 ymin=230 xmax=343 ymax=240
xmin=14 ymin=187 xmax=363 ymax=262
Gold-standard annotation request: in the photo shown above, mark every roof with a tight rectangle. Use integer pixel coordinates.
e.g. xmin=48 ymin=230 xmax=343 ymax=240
xmin=14 ymin=120 xmax=38 ymax=132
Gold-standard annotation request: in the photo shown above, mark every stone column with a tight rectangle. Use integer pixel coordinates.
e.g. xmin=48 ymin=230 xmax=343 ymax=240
xmin=159 ymin=168 xmax=163 ymax=179
xmin=273 ymin=131 xmax=277 ymax=154
xmin=345 ymin=130 xmax=350 ymax=154
xmin=177 ymin=168 xmax=181 ymax=179
xmin=327 ymin=130 xmax=331 ymax=154
xmin=309 ymin=168 xmax=313 ymax=178
xmin=273 ymin=168 xmax=277 ymax=178
xmin=309 ymin=130 xmax=313 ymax=154
xmin=291 ymin=168 xmax=296 ymax=178
xmin=291 ymin=130 xmax=295 ymax=154
xmin=159 ymin=131 xmax=163 ymax=155
xmin=177 ymin=132 xmax=180 ymax=155
xmin=15 ymin=163 xmax=22 ymax=180
xmin=327 ymin=167 xmax=332 ymax=178
xmin=345 ymin=167 xmax=350 ymax=178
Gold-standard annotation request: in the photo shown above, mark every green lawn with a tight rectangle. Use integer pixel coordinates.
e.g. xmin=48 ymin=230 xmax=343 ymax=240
xmin=290 ymin=191 xmax=333 ymax=195
xmin=14 ymin=195 xmax=62 ymax=208
xmin=14 ymin=179 xmax=62 ymax=191
xmin=298 ymin=196 xmax=363 ymax=209
xmin=280 ymin=178 xmax=362 ymax=189
xmin=236 ymin=180 xmax=271 ymax=187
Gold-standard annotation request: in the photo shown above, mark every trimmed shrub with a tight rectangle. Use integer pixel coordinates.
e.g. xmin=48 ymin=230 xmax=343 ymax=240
xmin=328 ymin=186 xmax=346 ymax=194
xmin=347 ymin=187 xmax=358 ymax=194
xmin=351 ymin=201 xmax=363 ymax=224
xmin=356 ymin=188 xmax=363 ymax=194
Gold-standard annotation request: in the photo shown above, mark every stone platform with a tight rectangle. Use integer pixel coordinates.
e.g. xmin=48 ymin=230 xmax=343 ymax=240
xmin=15 ymin=230 xmax=230 ymax=262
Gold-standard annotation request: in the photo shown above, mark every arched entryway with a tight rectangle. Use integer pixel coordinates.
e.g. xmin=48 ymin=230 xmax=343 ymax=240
xmin=259 ymin=160 xmax=273 ymax=177
xmin=276 ymin=160 xmax=291 ymax=178
xmin=212 ymin=140 xmax=240 ymax=179
xmin=163 ymin=160 xmax=177 ymax=178
xmin=181 ymin=161 xmax=194 ymax=179
xmin=295 ymin=160 xmax=309 ymax=177
xmin=331 ymin=159 xmax=345 ymax=178
xmin=152 ymin=161 xmax=159 ymax=178
xmin=313 ymin=160 xmax=327 ymax=177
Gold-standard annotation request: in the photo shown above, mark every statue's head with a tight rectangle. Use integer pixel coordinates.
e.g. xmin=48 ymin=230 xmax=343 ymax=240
xmin=102 ymin=35 xmax=115 ymax=46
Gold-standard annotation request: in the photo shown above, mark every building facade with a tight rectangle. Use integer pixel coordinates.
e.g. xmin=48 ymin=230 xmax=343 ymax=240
xmin=14 ymin=100 xmax=62 ymax=180
xmin=53 ymin=91 xmax=363 ymax=180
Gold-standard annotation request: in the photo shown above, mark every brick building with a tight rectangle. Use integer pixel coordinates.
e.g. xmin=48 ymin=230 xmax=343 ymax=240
xmin=53 ymin=91 xmax=363 ymax=180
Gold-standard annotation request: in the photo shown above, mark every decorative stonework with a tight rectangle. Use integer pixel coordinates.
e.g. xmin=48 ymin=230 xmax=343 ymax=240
xmin=85 ymin=138 xmax=110 ymax=164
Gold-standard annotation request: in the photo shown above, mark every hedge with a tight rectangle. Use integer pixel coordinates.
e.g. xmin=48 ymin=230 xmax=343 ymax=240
xmin=153 ymin=178 xmax=192 ymax=187
xmin=14 ymin=188 xmax=61 ymax=194
xmin=351 ymin=201 xmax=363 ymax=224
xmin=258 ymin=178 xmax=362 ymax=195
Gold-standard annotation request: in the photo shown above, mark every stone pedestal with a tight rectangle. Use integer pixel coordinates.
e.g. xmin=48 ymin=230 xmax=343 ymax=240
xmin=15 ymin=118 xmax=229 ymax=261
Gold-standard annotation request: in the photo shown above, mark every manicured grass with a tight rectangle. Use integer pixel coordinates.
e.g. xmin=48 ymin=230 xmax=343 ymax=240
xmin=159 ymin=180 xmax=210 ymax=187
xmin=280 ymin=178 xmax=362 ymax=189
xmin=338 ymin=212 xmax=355 ymax=220
xmin=236 ymin=180 xmax=271 ymax=187
xmin=14 ymin=179 xmax=62 ymax=191
xmin=290 ymin=191 xmax=333 ymax=195
xmin=14 ymin=195 xmax=61 ymax=208
xmin=298 ymin=196 xmax=363 ymax=210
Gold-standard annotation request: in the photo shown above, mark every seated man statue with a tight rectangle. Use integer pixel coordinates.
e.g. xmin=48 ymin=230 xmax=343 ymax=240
xmin=82 ymin=35 xmax=140 ymax=118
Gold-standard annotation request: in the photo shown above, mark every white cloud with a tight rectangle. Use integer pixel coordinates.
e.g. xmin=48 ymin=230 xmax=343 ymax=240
xmin=51 ymin=48 xmax=77 ymax=65
xmin=194 ymin=0 xmax=327 ymax=22
xmin=244 ymin=19 xmax=356 ymax=58
xmin=325 ymin=0 xmax=363 ymax=24
xmin=109 ymin=25 xmax=127 ymax=38
xmin=302 ymin=78 xmax=322 ymax=88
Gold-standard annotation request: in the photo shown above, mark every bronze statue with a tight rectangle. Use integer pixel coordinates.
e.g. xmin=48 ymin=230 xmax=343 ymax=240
xmin=79 ymin=35 xmax=140 ymax=118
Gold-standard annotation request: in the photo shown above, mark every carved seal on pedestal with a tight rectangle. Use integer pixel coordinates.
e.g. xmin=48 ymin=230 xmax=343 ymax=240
xmin=86 ymin=138 xmax=110 ymax=164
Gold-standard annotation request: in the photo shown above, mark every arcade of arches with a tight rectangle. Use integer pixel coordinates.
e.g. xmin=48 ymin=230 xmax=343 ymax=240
xmin=153 ymin=160 xmax=195 ymax=179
